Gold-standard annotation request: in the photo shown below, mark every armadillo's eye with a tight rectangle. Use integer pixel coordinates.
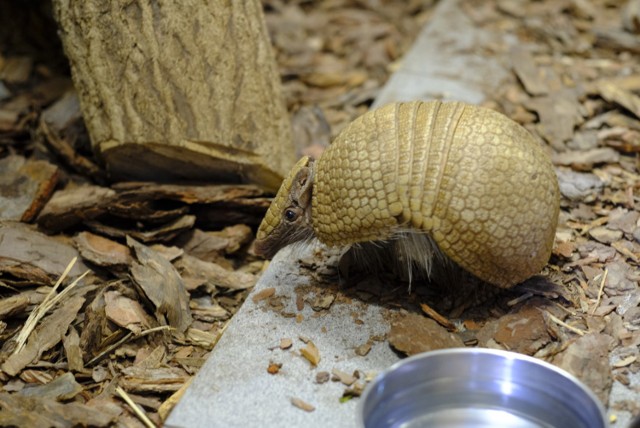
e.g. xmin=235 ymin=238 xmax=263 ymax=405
xmin=284 ymin=209 xmax=298 ymax=222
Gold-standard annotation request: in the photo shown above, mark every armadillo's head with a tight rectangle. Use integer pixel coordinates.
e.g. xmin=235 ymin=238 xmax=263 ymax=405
xmin=254 ymin=156 xmax=316 ymax=259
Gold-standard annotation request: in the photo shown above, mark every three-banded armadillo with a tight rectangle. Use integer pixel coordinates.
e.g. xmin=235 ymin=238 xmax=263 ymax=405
xmin=254 ymin=100 xmax=560 ymax=288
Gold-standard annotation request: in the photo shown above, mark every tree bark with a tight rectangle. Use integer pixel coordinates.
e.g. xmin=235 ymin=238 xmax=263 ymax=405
xmin=52 ymin=0 xmax=294 ymax=191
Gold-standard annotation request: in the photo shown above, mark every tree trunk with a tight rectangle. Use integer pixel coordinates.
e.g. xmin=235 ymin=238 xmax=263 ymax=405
xmin=52 ymin=0 xmax=294 ymax=191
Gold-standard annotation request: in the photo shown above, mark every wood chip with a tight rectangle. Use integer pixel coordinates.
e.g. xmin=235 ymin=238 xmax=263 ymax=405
xmin=0 ymin=155 xmax=59 ymax=222
xmin=420 ymin=302 xmax=458 ymax=331
xmin=552 ymin=333 xmax=615 ymax=404
xmin=252 ymin=287 xmax=276 ymax=303
xmin=0 ymin=392 xmax=117 ymax=426
xmin=315 ymin=371 xmax=330 ymax=384
xmin=331 ymin=368 xmax=356 ymax=386
xmin=112 ymin=182 xmax=265 ymax=204
xmin=104 ymin=290 xmax=153 ymax=334
xmin=300 ymin=341 xmax=321 ymax=366
xmin=389 ymin=313 xmax=464 ymax=356
xmin=176 ymin=254 xmax=256 ymax=291
xmin=74 ymin=232 xmax=133 ymax=268
xmin=128 ymin=237 xmax=192 ymax=333
xmin=279 ymin=338 xmax=293 ymax=350
xmin=0 ymin=295 xmax=29 ymax=320
xmin=267 ymin=361 xmax=282 ymax=374
xmin=37 ymin=185 xmax=116 ymax=232
xmin=612 ymin=354 xmax=638 ymax=368
xmin=598 ymin=81 xmax=640 ymax=119
xmin=511 ymin=47 xmax=559 ymax=96
xmin=310 ymin=294 xmax=335 ymax=311
xmin=18 ymin=372 xmax=83 ymax=401
xmin=354 ymin=342 xmax=372 ymax=357
xmin=589 ymin=227 xmax=623 ymax=244
xmin=39 ymin=118 xmax=103 ymax=180
xmin=290 ymin=397 xmax=315 ymax=412
xmin=119 ymin=366 xmax=191 ymax=393
xmin=88 ymin=215 xmax=196 ymax=243
xmin=2 ymin=295 xmax=86 ymax=376
xmin=0 ymin=222 xmax=88 ymax=278
xmin=0 ymin=56 xmax=33 ymax=83
xmin=62 ymin=326 xmax=84 ymax=373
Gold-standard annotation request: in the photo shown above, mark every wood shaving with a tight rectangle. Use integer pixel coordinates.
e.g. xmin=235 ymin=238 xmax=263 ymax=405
xmin=290 ymin=397 xmax=315 ymax=412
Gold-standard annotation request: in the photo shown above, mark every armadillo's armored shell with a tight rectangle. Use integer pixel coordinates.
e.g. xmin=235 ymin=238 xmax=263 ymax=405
xmin=312 ymin=101 xmax=559 ymax=288
xmin=257 ymin=156 xmax=311 ymax=241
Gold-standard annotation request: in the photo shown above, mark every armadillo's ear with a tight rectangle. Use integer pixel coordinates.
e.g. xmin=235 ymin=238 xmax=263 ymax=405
xmin=292 ymin=160 xmax=314 ymax=209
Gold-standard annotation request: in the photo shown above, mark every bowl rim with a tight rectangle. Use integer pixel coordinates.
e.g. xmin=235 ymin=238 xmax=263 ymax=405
xmin=356 ymin=347 xmax=608 ymax=428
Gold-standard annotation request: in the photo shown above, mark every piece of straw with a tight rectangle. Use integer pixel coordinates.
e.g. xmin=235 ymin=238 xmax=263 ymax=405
xmin=590 ymin=268 xmax=608 ymax=316
xmin=116 ymin=386 xmax=156 ymax=428
xmin=545 ymin=311 xmax=586 ymax=336
xmin=13 ymin=257 xmax=89 ymax=354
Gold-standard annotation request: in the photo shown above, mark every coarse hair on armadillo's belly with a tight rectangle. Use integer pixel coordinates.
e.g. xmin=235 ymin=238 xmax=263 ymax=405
xmin=344 ymin=229 xmax=454 ymax=287
xmin=284 ymin=229 xmax=457 ymax=289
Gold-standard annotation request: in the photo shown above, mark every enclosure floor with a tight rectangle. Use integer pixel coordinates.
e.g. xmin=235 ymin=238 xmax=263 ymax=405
xmin=165 ymin=1 xmax=638 ymax=426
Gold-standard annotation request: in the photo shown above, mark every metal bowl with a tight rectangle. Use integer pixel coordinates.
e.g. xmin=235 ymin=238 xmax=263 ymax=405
xmin=358 ymin=348 xmax=607 ymax=428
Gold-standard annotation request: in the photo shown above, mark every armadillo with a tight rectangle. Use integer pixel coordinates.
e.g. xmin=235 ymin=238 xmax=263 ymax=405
xmin=254 ymin=100 xmax=560 ymax=288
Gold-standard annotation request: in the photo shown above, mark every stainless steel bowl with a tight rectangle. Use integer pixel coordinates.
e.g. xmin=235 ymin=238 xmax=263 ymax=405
xmin=358 ymin=348 xmax=607 ymax=428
